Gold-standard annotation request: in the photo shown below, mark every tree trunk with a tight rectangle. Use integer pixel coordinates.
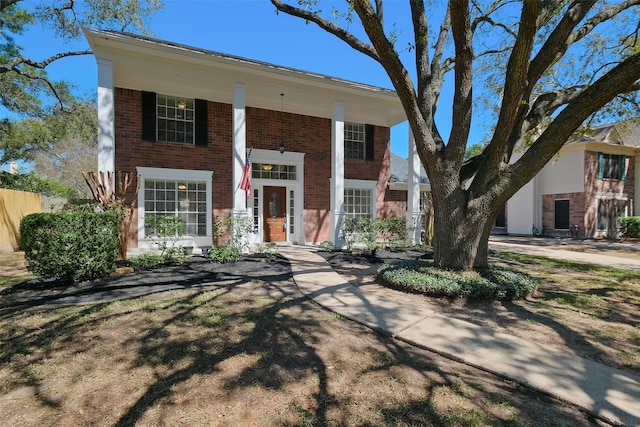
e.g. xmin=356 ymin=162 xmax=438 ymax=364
xmin=431 ymin=187 xmax=497 ymax=270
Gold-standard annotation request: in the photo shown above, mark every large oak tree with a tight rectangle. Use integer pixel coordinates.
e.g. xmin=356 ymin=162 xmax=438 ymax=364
xmin=272 ymin=0 xmax=640 ymax=270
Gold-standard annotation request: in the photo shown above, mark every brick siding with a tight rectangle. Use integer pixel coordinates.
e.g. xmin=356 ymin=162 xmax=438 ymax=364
xmin=114 ymin=88 xmax=399 ymax=246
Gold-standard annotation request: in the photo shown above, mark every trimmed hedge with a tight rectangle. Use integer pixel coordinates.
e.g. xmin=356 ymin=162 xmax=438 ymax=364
xmin=378 ymin=260 xmax=537 ymax=300
xmin=20 ymin=212 xmax=119 ymax=283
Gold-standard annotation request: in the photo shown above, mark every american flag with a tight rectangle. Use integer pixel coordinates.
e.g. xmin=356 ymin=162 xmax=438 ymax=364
xmin=239 ymin=151 xmax=252 ymax=199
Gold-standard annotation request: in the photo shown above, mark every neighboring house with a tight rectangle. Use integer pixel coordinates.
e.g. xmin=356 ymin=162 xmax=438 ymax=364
xmin=84 ymin=29 xmax=415 ymax=250
xmin=507 ymin=120 xmax=640 ymax=238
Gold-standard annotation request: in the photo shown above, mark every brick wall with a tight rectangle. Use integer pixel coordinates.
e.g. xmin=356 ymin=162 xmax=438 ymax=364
xmin=541 ymin=192 xmax=585 ymax=237
xmin=541 ymin=151 xmax=636 ymax=238
xmin=583 ymin=151 xmax=635 ymax=236
xmin=114 ymin=88 xmax=399 ymax=246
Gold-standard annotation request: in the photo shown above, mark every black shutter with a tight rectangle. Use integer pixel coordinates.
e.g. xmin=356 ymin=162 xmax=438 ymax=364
xmin=141 ymin=91 xmax=156 ymax=141
xmin=365 ymin=124 xmax=374 ymax=161
xmin=195 ymin=99 xmax=208 ymax=146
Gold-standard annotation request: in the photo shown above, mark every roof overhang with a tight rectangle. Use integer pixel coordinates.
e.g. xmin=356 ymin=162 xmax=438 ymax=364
xmin=561 ymin=141 xmax=638 ymax=156
xmin=84 ymin=28 xmax=407 ymax=127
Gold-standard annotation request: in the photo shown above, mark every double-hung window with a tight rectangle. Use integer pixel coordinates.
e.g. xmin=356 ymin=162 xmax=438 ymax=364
xmin=157 ymin=95 xmax=194 ymax=144
xmin=344 ymin=122 xmax=366 ymax=160
xmin=598 ymin=153 xmax=626 ymax=180
xmin=141 ymin=92 xmax=208 ymax=146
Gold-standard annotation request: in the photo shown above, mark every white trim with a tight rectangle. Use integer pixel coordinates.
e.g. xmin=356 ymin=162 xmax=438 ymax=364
xmin=344 ymin=179 xmax=377 ymax=218
xmin=136 ymin=167 xmax=213 ymax=249
xmin=247 ymin=149 xmax=305 ymax=245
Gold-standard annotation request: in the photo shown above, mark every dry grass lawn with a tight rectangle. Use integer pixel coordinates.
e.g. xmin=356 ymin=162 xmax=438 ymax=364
xmin=0 ymin=252 xmax=602 ymax=426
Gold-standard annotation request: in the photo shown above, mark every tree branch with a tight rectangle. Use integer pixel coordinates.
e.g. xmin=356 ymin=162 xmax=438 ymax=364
xmin=270 ymin=0 xmax=379 ymax=61
xmin=0 ymin=0 xmax=21 ymax=13
xmin=429 ymin=4 xmax=450 ymax=116
xmin=567 ymin=0 xmax=640 ymax=49
xmin=528 ymin=1 xmax=595 ymax=87
xmin=410 ymin=0 xmax=430 ymax=118
xmin=511 ymin=52 xmax=640 ymax=190
xmin=446 ymin=0 xmax=473 ymax=164
xmin=0 ymin=50 xmax=92 ymax=74
xmin=483 ymin=0 xmax=541 ymax=168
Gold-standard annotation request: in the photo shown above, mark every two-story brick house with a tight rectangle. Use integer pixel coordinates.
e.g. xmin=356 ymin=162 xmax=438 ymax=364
xmin=507 ymin=120 xmax=640 ymax=238
xmin=84 ymin=28 xmax=416 ymax=250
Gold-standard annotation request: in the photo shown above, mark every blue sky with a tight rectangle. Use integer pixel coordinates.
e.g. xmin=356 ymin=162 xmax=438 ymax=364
xmin=9 ymin=0 xmax=479 ymax=170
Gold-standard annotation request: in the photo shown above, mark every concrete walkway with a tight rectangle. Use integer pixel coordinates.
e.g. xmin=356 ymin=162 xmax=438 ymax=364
xmin=279 ymin=245 xmax=640 ymax=427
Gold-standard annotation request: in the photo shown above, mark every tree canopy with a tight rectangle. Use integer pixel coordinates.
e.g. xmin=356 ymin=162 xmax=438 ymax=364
xmin=272 ymin=0 xmax=640 ymax=270
xmin=0 ymin=0 xmax=162 ymax=118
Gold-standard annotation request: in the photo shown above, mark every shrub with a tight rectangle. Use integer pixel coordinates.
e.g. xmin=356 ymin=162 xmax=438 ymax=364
xmin=378 ymin=260 xmax=537 ymax=300
xmin=619 ymin=217 xmax=640 ymax=238
xmin=342 ymin=217 xmax=413 ymax=251
xmin=256 ymin=244 xmax=278 ymax=259
xmin=208 ymin=245 xmax=241 ymax=263
xmin=318 ymin=241 xmax=335 ymax=252
xmin=20 ymin=212 xmax=119 ymax=283
xmin=0 ymin=172 xmax=78 ymax=198
xmin=128 ymin=254 xmax=166 ymax=270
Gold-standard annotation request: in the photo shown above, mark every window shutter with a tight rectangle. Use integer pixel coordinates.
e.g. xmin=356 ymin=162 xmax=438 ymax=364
xmin=621 ymin=155 xmax=627 ymax=181
xmin=365 ymin=124 xmax=374 ymax=161
xmin=195 ymin=99 xmax=208 ymax=146
xmin=141 ymin=91 xmax=156 ymax=141
xmin=597 ymin=152 xmax=604 ymax=179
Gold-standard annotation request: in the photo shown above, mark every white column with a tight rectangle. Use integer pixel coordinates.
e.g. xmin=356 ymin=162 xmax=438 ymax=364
xmin=97 ymin=59 xmax=114 ymax=174
xmin=232 ymin=83 xmax=248 ymax=216
xmin=406 ymin=129 xmax=422 ymax=244
xmin=330 ymin=102 xmax=345 ymax=248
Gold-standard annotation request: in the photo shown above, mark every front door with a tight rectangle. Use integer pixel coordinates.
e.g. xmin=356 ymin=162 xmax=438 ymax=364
xmin=263 ymin=186 xmax=286 ymax=242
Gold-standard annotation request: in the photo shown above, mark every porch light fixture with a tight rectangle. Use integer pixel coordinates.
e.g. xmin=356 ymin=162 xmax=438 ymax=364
xmin=177 ymin=100 xmax=186 ymax=109
xmin=280 ymin=93 xmax=285 ymax=155
xmin=178 ymin=183 xmax=187 ymax=190
xmin=262 ymin=164 xmax=274 ymax=171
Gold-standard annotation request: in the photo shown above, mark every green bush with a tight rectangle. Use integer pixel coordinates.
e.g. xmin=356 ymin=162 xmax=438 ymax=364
xmin=128 ymin=254 xmax=166 ymax=270
xmin=378 ymin=260 xmax=537 ymax=300
xmin=20 ymin=212 xmax=119 ymax=283
xmin=619 ymin=217 xmax=640 ymax=238
xmin=208 ymin=245 xmax=240 ymax=263
xmin=342 ymin=217 xmax=412 ymax=251
xmin=0 ymin=172 xmax=78 ymax=198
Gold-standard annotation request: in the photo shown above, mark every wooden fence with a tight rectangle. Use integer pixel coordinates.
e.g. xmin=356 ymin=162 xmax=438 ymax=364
xmin=0 ymin=189 xmax=41 ymax=253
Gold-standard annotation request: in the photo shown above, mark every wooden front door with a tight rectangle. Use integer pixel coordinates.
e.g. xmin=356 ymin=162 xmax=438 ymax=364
xmin=263 ymin=186 xmax=286 ymax=242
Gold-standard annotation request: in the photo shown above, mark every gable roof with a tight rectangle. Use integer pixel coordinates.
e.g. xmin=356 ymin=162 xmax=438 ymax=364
xmin=573 ymin=119 xmax=640 ymax=148
xmin=389 ymin=152 xmax=429 ymax=185
xmin=83 ymin=28 xmax=407 ymax=127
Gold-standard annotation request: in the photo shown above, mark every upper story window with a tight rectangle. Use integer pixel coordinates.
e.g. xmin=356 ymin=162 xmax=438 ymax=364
xmin=344 ymin=122 xmax=374 ymax=161
xmin=598 ymin=153 xmax=626 ymax=181
xmin=141 ymin=91 xmax=208 ymax=146
xmin=345 ymin=122 xmax=366 ymax=159
xmin=157 ymin=95 xmax=194 ymax=144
